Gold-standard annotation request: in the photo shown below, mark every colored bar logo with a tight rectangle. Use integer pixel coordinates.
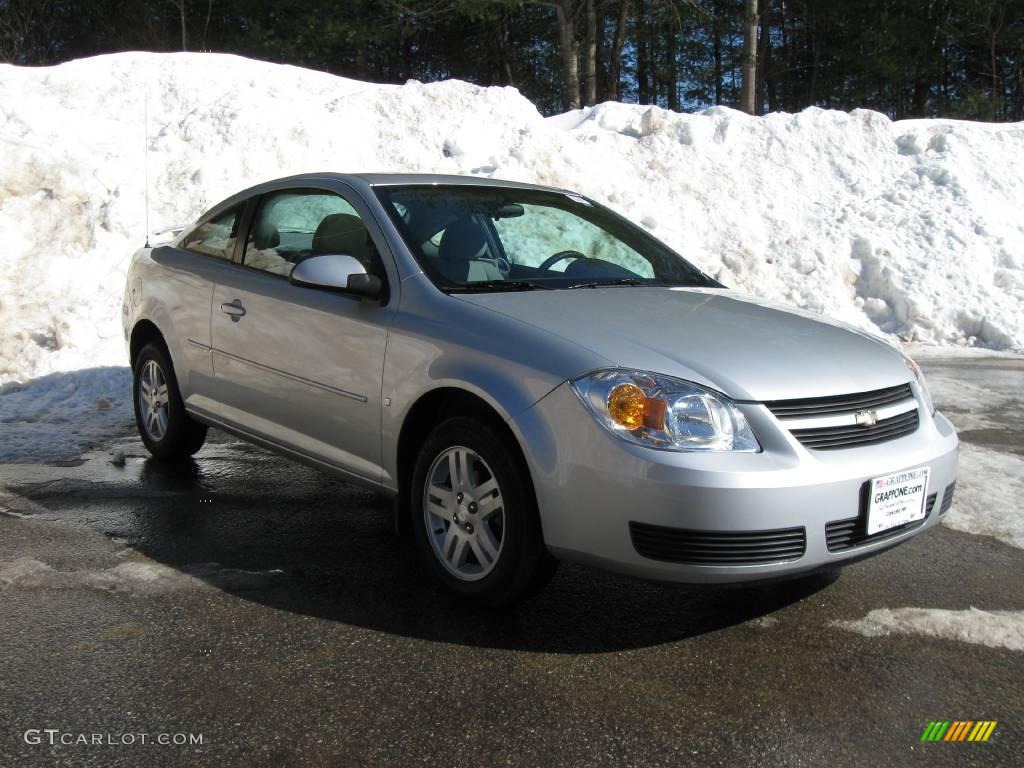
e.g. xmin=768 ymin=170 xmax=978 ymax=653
xmin=920 ymin=721 xmax=997 ymax=742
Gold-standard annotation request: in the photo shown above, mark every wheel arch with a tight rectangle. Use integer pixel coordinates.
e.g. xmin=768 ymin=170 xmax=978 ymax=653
xmin=129 ymin=319 xmax=166 ymax=368
xmin=394 ymin=386 xmax=538 ymax=538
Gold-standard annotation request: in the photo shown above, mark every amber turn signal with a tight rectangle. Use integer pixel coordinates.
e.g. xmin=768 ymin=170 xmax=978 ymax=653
xmin=607 ymin=384 xmax=667 ymax=431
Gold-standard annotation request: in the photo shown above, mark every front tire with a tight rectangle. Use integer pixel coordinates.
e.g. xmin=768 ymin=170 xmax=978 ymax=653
xmin=411 ymin=417 xmax=556 ymax=606
xmin=133 ymin=342 xmax=207 ymax=460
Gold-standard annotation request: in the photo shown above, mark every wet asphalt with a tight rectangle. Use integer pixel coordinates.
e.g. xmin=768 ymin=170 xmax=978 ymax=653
xmin=0 ymin=359 xmax=1021 ymax=767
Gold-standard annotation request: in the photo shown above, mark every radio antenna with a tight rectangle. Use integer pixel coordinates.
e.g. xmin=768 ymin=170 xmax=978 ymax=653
xmin=144 ymin=91 xmax=150 ymax=248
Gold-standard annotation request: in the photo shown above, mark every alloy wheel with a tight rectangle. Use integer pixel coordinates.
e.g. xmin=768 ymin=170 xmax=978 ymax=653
xmin=423 ymin=446 xmax=506 ymax=581
xmin=138 ymin=359 xmax=170 ymax=442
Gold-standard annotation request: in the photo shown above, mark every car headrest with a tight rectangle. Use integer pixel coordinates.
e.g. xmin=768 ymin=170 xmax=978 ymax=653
xmin=253 ymin=221 xmax=280 ymax=250
xmin=438 ymin=217 xmax=488 ymax=261
xmin=312 ymin=213 xmax=371 ymax=259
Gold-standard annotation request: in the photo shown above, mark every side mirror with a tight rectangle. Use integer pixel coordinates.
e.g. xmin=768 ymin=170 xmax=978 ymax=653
xmin=289 ymin=254 xmax=383 ymax=300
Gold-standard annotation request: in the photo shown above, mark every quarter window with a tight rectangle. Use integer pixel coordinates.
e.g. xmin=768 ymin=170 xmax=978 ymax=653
xmin=181 ymin=208 xmax=240 ymax=260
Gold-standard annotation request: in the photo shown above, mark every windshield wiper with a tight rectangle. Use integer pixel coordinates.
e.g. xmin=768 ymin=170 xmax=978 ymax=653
xmin=568 ymin=278 xmax=654 ymax=289
xmin=446 ymin=279 xmax=552 ymax=293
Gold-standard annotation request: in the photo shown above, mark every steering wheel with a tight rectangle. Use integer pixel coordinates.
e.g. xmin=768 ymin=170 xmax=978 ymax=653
xmin=538 ymin=250 xmax=586 ymax=272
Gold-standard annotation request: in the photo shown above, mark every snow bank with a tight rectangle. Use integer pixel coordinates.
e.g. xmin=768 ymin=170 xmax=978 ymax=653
xmin=1 ymin=52 xmax=1023 ymax=388
xmin=833 ymin=607 xmax=1024 ymax=652
xmin=0 ymin=367 xmax=130 ymax=462
xmin=944 ymin=444 xmax=1024 ymax=549
xmin=0 ymin=556 xmax=285 ymax=594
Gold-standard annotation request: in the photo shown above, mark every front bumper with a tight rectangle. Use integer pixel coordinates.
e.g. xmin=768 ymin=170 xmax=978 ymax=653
xmin=511 ymin=382 xmax=959 ymax=584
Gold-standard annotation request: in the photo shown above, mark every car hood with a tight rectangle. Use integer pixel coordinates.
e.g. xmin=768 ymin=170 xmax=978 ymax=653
xmin=456 ymin=287 xmax=912 ymax=402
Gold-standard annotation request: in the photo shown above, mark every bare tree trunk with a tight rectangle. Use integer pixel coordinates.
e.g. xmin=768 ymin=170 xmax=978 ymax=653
xmin=496 ymin=11 xmax=514 ymax=86
xmin=665 ymin=20 xmax=678 ymax=110
xmin=355 ymin=45 xmax=368 ymax=80
xmin=166 ymin=0 xmax=187 ymax=51
xmin=991 ymin=30 xmax=1000 ymax=120
xmin=608 ymin=0 xmax=630 ymax=101
xmin=1015 ymin=42 xmax=1023 ymax=121
xmin=756 ymin=0 xmax=770 ymax=114
xmin=180 ymin=0 xmax=187 ymax=51
xmin=740 ymin=0 xmax=758 ymax=113
xmin=202 ymin=0 xmax=212 ymax=49
xmin=582 ymin=0 xmax=598 ymax=105
xmin=555 ymin=0 xmax=582 ymax=110
xmin=637 ymin=0 xmax=650 ymax=103
xmin=712 ymin=0 xmax=722 ymax=105
xmin=808 ymin=6 xmax=819 ymax=105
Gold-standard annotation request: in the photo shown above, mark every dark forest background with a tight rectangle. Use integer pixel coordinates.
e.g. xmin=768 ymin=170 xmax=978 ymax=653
xmin=2 ymin=0 xmax=1022 ymax=120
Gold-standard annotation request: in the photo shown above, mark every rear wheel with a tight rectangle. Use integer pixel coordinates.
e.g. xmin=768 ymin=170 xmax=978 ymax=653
xmin=133 ymin=342 xmax=207 ymax=460
xmin=411 ymin=417 xmax=556 ymax=606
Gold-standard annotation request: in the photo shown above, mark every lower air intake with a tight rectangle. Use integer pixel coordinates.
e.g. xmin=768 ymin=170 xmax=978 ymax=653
xmin=629 ymin=522 xmax=806 ymax=565
xmin=825 ymin=492 xmax=937 ymax=552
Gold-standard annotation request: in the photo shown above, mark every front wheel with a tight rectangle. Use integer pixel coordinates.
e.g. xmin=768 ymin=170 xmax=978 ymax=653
xmin=133 ymin=342 xmax=207 ymax=460
xmin=410 ymin=417 xmax=556 ymax=606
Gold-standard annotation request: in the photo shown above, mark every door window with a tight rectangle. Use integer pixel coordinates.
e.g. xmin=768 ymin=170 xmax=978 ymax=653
xmin=244 ymin=190 xmax=378 ymax=278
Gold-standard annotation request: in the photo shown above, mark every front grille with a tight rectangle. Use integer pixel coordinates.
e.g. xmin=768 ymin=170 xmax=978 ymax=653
xmin=939 ymin=483 xmax=956 ymax=515
xmin=765 ymin=384 xmax=914 ymax=418
xmin=825 ymin=491 xmax=937 ymax=552
xmin=765 ymin=383 xmax=920 ymax=450
xmin=789 ymin=409 xmax=919 ymax=450
xmin=629 ymin=522 xmax=806 ymax=565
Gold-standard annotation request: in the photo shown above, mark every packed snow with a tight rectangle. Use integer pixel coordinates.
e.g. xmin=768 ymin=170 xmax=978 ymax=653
xmin=0 ymin=367 xmax=130 ymax=462
xmin=1 ymin=52 xmax=1022 ymax=462
xmin=833 ymin=607 xmax=1024 ymax=652
xmin=1 ymin=51 xmax=1023 ymax=388
xmin=944 ymin=444 xmax=1024 ymax=549
xmin=0 ymin=555 xmax=285 ymax=594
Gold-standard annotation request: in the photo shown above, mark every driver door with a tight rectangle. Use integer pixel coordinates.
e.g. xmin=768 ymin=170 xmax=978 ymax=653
xmin=209 ymin=187 xmax=392 ymax=484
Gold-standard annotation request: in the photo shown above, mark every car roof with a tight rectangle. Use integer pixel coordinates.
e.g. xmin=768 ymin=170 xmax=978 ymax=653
xmin=248 ymin=172 xmax=570 ymax=194
xmin=350 ymin=173 xmax=571 ymax=192
xmin=200 ymin=173 xmax=578 ymax=225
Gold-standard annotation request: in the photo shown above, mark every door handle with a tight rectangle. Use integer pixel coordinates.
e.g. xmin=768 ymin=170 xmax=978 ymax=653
xmin=220 ymin=299 xmax=246 ymax=321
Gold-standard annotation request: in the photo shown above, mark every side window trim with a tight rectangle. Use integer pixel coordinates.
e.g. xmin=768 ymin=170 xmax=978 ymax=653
xmin=231 ymin=196 xmax=259 ymax=264
xmin=232 ymin=192 xmax=291 ymax=281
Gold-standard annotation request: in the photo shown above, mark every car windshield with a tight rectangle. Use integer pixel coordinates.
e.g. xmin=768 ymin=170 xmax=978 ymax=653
xmin=374 ymin=185 xmax=720 ymax=292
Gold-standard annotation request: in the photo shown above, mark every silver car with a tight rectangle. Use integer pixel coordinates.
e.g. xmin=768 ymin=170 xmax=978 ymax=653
xmin=123 ymin=173 xmax=959 ymax=604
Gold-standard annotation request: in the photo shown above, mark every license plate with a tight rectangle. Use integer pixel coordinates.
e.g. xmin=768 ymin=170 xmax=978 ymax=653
xmin=866 ymin=467 xmax=931 ymax=535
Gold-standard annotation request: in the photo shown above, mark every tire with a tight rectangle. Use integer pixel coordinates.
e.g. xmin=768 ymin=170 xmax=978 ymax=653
xmin=410 ymin=416 xmax=557 ymax=606
xmin=133 ymin=341 xmax=208 ymax=460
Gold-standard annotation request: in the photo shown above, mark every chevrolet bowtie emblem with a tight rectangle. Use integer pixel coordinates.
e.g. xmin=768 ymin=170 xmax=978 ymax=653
xmin=855 ymin=409 xmax=879 ymax=427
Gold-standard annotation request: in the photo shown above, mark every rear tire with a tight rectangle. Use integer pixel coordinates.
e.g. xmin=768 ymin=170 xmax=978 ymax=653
xmin=411 ymin=416 xmax=557 ymax=606
xmin=133 ymin=342 xmax=207 ymax=460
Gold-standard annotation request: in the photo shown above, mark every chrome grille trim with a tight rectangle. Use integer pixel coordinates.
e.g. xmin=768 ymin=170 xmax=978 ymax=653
xmin=765 ymin=383 xmax=921 ymax=450
xmin=764 ymin=383 xmax=914 ymax=418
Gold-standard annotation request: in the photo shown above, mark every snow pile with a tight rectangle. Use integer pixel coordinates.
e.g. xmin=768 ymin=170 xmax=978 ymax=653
xmin=1 ymin=52 xmax=1023 ymax=389
xmin=0 ymin=556 xmax=208 ymax=594
xmin=833 ymin=607 xmax=1024 ymax=652
xmin=944 ymin=444 xmax=1024 ymax=549
xmin=0 ymin=367 xmax=130 ymax=462
xmin=0 ymin=556 xmax=285 ymax=594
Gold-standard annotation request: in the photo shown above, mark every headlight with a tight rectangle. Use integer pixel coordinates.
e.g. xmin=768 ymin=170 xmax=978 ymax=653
xmin=904 ymin=355 xmax=935 ymax=415
xmin=571 ymin=370 xmax=760 ymax=452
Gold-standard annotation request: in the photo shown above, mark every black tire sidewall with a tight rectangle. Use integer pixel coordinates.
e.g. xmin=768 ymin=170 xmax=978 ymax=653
xmin=410 ymin=417 xmax=541 ymax=605
xmin=133 ymin=342 xmax=204 ymax=459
